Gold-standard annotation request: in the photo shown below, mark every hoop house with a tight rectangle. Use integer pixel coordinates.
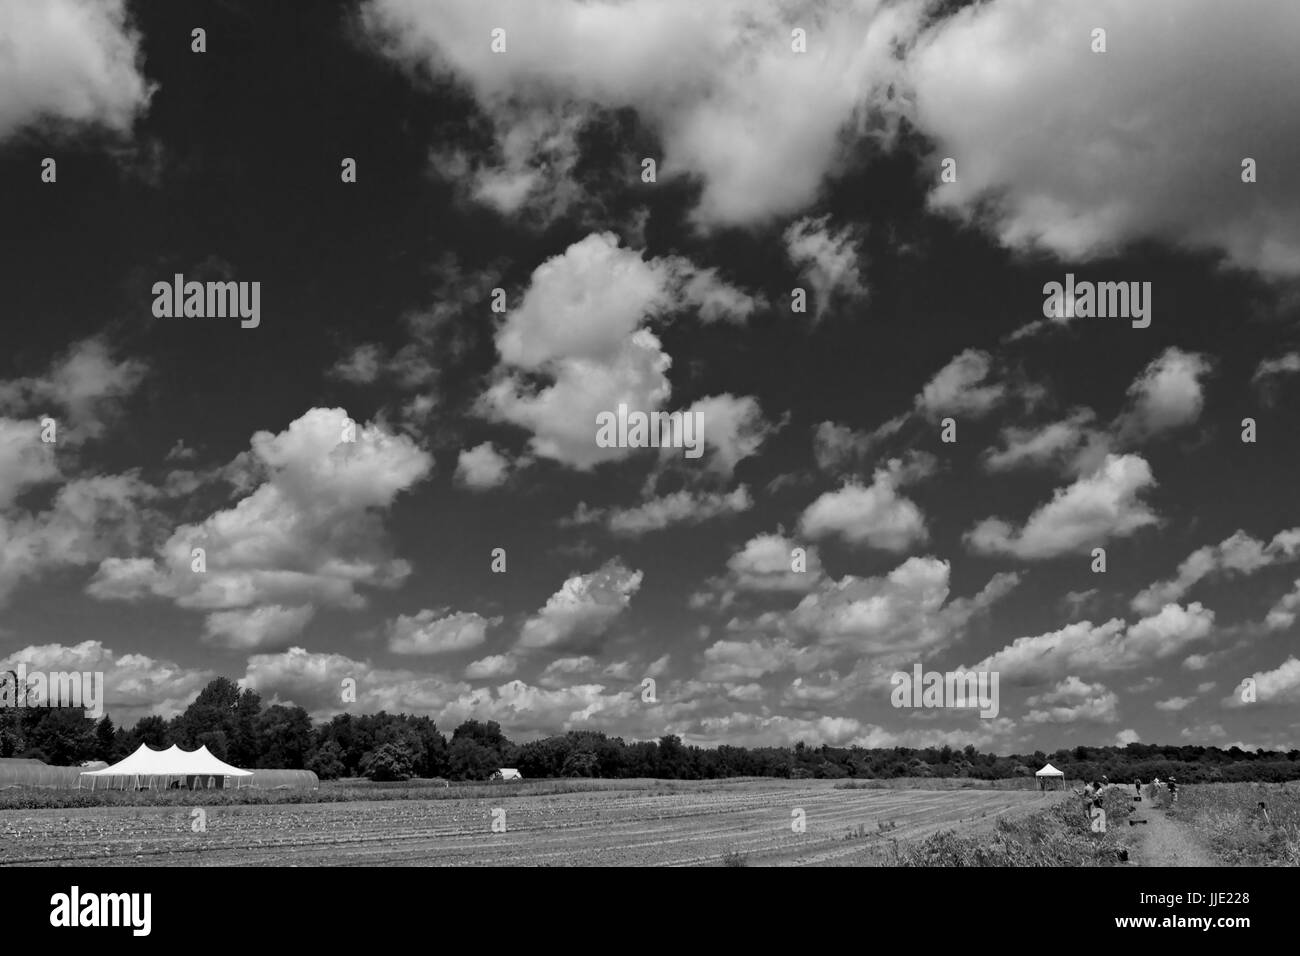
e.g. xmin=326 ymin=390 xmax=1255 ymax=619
xmin=247 ymin=769 xmax=319 ymax=789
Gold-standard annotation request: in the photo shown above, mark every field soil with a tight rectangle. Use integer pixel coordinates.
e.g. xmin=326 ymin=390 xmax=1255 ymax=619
xmin=1133 ymin=804 xmax=1217 ymax=866
xmin=0 ymin=779 xmax=1062 ymax=867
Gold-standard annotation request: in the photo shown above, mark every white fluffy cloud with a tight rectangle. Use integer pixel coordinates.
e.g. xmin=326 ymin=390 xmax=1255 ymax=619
xmin=0 ymin=0 xmax=153 ymax=140
xmin=972 ymin=602 xmax=1215 ymax=683
xmin=388 ymin=609 xmax=500 ymax=655
xmin=1 ymin=640 xmax=211 ymax=725
xmin=798 ymin=459 xmax=928 ymax=551
xmin=203 ymin=604 xmax=316 ymax=651
xmin=481 ymin=233 xmax=764 ymax=470
xmin=1023 ymin=678 xmax=1119 ymax=724
xmin=0 ymin=474 xmax=158 ymax=606
xmin=363 ymin=0 xmax=924 ymax=228
xmin=908 ymin=0 xmax=1300 ymax=278
xmin=1264 ymin=579 xmax=1300 ymax=631
xmin=88 ymin=408 xmax=433 ymax=647
xmin=966 ymin=454 xmax=1158 ymax=559
xmin=455 ymin=442 xmax=511 ymax=490
xmin=1132 ymin=527 xmax=1300 ymax=615
xmin=726 ymin=533 xmax=825 ymax=593
xmin=518 ymin=559 xmax=643 ymax=650
xmin=1226 ymin=657 xmax=1300 ymax=708
xmin=787 ymin=557 xmax=1019 ymax=668
xmin=1114 ymin=348 xmax=1213 ymax=442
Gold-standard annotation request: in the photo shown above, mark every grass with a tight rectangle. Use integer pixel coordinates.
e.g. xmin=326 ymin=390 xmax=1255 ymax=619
xmin=881 ymin=787 xmax=1135 ymax=866
xmin=1164 ymin=781 xmax=1300 ymax=866
xmin=833 ymin=777 xmax=1059 ymax=791
xmin=0 ymin=776 xmax=695 ymax=810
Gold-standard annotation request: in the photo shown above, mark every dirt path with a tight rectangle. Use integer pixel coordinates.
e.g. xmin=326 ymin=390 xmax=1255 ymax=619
xmin=1132 ymin=803 xmax=1217 ymax=867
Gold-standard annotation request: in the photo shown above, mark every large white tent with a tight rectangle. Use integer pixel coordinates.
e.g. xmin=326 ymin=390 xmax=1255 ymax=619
xmin=80 ymin=743 xmax=254 ymax=791
xmin=1034 ymin=763 xmax=1066 ymax=790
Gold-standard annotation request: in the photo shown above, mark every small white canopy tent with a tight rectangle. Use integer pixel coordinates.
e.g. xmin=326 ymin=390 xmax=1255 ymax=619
xmin=1035 ymin=763 xmax=1066 ymax=790
xmin=80 ymin=743 xmax=254 ymax=791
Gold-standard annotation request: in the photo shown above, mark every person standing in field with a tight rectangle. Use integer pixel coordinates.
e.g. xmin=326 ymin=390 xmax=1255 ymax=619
xmin=1168 ymin=776 xmax=1178 ymax=804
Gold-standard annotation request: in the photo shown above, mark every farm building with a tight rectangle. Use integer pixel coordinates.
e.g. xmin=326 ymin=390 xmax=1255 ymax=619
xmin=491 ymin=768 xmax=523 ymax=781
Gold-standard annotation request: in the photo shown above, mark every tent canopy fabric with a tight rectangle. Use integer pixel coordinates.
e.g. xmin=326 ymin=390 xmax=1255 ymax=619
xmin=84 ymin=743 xmax=252 ymax=778
xmin=1035 ymin=763 xmax=1064 ymax=776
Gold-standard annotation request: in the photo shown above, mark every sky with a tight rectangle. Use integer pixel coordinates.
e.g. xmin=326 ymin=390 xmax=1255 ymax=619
xmin=1 ymin=0 xmax=1299 ymax=753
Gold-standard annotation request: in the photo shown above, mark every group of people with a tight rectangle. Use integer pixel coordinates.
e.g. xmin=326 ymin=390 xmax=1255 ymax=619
xmin=1135 ymin=776 xmax=1178 ymax=803
xmin=1086 ymin=775 xmax=1180 ymax=806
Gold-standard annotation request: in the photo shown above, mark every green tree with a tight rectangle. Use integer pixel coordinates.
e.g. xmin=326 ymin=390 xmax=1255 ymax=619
xmin=306 ymin=740 xmax=346 ymax=780
xmin=94 ymin=716 xmax=118 ymax=761
xmin=363 ymin=741 xmax=414 ymax=781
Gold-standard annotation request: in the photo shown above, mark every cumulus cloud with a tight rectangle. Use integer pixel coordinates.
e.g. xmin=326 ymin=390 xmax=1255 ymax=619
xmin=971 ymin=602 xmax=1215 ymax=683
xmin=916 ymin=349 xmax=1009 ymax=420
xmin=1264 ymin=579 xmax=1300 ymax=631
xmin=203 ymin=604 xmax=316 ymax=651
xmin=798 ymin=457 xmax=930 ymax=551
xmin=362 ymin=0 xmax=924 ymax=228
xmin=241 ymin=646 xmax=471 ymax=720
xmin=966 ymin=454 xmax=1158 ymax=559
xmin=87 ymin=408 xmax=433 ymax=647
xmin=907 ymin=0 xmax=1300 ymax=278
xmin=1 ymin=640 xmax=211 ymax=725
xmin=1022 ymin=678 xmax=1118 ymax=724
xmin=1132 ymin=527 xmax=1300 ymax=615
xmin=1113 ymin=348 xmax=1213 ymax=442
xmin=678 ymin=393 xmax=773 ymax=477
xmin=455 ymin=442 xmax=511 ymax=490
xmin=785 ymin=557 xmax=1019 ymax=671
xmin=387 ymin=609 xmax=500 ymax=655
xmin=1225 ymin=657 xmax=1300 ymax=708
xmin=518 ymin=559 xmax=643 ymax=650
xmin=480 ymin=233 xmax=764 ymax=470
xmin=0 ymin=473 xmax=159 ymax=606
xmin=465 ymin=654 xmax=518 ymax=680
xmin=725 ymin=533 xmax=825 ymax=593
xmin=0 ymin=0 xmax=153 ymax=140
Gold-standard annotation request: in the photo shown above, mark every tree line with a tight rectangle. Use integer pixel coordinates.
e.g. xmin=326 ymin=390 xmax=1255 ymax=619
xmin=3 ymin=677 xmax=1298 ymax=784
